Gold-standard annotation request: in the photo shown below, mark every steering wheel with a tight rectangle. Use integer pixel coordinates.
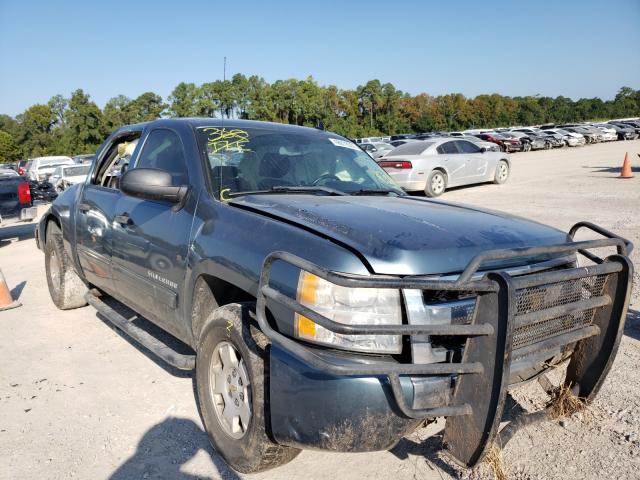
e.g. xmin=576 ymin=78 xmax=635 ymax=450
xmin=312 ymin=173 xmax=341 ymax=186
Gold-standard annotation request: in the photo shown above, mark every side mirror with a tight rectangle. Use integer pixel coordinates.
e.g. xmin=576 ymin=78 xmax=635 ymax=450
xmin=120 ymin=168 xmax=188 ymax=204
xmin=479 ymin=147 xmax=487 ymax=153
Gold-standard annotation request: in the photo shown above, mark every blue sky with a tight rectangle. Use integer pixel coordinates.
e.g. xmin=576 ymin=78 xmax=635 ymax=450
xmin=1 ymin=0 xmax=639 ymax=116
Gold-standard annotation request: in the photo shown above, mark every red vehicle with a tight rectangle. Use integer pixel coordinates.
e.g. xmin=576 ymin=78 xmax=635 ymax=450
xmin=473 ymin=133 xmax=523 ymax=153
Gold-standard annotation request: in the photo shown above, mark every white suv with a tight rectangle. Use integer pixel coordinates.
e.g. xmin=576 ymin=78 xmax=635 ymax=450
xmin=26 ymin=156 xmax=75 ymax=182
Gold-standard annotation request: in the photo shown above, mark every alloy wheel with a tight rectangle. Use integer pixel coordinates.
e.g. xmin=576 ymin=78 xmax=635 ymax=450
xmin=209 ymin=341 xmax=251 ymax=439
xmin=431 ymin=173 xmax=445 ymax=194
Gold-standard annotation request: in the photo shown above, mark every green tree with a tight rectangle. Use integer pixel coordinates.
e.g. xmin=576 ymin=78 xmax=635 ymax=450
xmin=103 ymin=95 xmax=136 ymax=131
xmin=65 ymin=89 xmax=104 ymax=153
xmin=48 ymin=94 xmax=68 ymax=126
xmin=15 ymin=104 xmax=57 ymax=156
xmin=168 ymin=83 xmax=199 ymax=117
xmin=130 ymin=92 xmax=167 ymax=122
xmin=0 ymin=130 xmax=19 ymax=163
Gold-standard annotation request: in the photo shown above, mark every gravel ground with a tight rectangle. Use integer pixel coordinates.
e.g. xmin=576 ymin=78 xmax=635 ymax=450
xmin=0 ymin=140 xmax=638 ymax=480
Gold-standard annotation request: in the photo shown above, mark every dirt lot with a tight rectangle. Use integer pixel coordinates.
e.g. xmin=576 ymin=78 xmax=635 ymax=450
xmin=1 ymin=140 xmax=639 ymax=480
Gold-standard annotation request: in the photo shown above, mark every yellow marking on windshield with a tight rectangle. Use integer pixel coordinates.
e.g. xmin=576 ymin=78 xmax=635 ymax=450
xmin=202 ymin=127 xmax=252 ymax=153
xmin=219 ymin=188 xmax=231 ymax=202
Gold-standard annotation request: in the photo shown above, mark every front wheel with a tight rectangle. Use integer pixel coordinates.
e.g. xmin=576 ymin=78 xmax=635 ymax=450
xmin=195 ymin=304 xmax=300 ymax=473
xmin=45 ymin=221 xmax=88 ymax=309
xmin=425 ymin=170 xmax=447 ymax=197
xmin=494 ymin=160 xmax=510 ymax=184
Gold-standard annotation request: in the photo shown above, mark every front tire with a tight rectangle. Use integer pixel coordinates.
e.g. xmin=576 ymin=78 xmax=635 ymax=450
xmin=494 ymin=160 xmax=510 ymax=184
xmin=425 ymin=170 xmax=447 ymax=197
xmin=45 ymin=221 xmax=88 ymax=310
xmin=195 ymin=304 xmax=300 ymax=473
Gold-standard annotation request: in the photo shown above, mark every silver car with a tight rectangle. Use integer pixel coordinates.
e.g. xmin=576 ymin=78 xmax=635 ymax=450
xmin=377 ymin=137 xmax=510 ymax=197
xmin=360 ymin=142 xmax=394 ymax=159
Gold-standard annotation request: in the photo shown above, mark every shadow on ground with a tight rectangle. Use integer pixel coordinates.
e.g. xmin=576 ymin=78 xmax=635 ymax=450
xmin=109 ymin=417 xmax=240 ymax=480
xmin=0 ymin=222 xmax=36 ymax=245
xmin=10 ymin=280 xmax=26 ymax=300
xmin=389 ymin=393 xmax=530 ymax=477
xmin=391 ymin=432 xmax=460 ymax=478
xmin=585 ymin=165 xmax=640 ymax=174
xmin=624 ymin=309 xmax=640 ymax=341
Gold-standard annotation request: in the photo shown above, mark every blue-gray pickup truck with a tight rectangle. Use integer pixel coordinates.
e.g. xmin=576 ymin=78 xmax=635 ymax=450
xmin=36 ymin=119 xmax=633 ymax=473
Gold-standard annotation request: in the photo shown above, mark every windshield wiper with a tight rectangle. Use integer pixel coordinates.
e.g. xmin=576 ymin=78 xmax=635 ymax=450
xmin=350 ymin=189 xmax=403 ymax=196
xmin=227 ymin=185 xmax=349 ymax=198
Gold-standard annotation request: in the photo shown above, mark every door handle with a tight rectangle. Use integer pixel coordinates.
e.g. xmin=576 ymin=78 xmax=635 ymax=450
xmin=79 ymin=203 xmax=90 ymax=213
xmin=114 ymin=213 xmax=132 ymax=226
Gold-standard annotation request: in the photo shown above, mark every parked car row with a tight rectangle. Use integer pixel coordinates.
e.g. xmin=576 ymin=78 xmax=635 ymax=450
xmin=2 ymin=153 xmax=94 ymax=206
xmin=376 ymin=137 xmax=510 ymax=197
xmin=353 ymin=117 xmax=638 ymax=198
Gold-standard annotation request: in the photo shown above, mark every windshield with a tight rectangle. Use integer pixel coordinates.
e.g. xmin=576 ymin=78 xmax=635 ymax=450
xmin=63 ymin=165 xmax=90 ymax=177
xmin=0 ymin=169 xmax=19 ymax=179
xmin=196 ymin=126 xmax=403 ymax=198
xmin=40 ymin=158 xmax=71 ymax=166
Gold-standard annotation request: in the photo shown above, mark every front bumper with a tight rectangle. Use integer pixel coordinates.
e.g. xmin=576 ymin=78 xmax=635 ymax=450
xmin=257 ymin=222 xmax=633 ymax=466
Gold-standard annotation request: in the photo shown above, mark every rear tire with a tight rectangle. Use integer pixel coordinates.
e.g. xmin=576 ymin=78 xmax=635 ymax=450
xmin=45 ymin=221 xmax=88 ymax=310
xmin=195 ymin=303 xmax=300 ymax=473
xmin=424 ymin=170 xmax=447 ymax=197
xmin=494 ymin=160 xmax=509 ymax=184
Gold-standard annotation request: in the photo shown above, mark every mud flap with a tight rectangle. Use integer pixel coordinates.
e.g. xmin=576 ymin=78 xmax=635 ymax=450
xmin=443 ymin=272 xmax=514 ymax=467
xmin=565 ymin=255 xmax=633 ymax=400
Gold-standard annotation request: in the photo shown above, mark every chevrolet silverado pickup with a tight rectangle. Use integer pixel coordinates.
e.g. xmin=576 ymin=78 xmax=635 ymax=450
xmin=36 ymin=119 xmax=633 ymax=473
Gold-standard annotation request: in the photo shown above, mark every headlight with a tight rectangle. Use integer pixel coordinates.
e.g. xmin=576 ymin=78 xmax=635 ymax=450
xmin=294 ymin=271 xmax=402 ymax=354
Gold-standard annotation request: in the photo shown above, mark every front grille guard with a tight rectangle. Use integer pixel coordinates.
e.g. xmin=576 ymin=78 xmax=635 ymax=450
xmin=255 ymin=222 xmax=633 ymax=467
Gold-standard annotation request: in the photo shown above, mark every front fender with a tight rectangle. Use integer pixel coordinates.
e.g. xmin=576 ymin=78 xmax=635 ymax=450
xmin=38 ymin=184 xmax=85 ymax=280
xmin=182 ymin=197 xmax=369 ymax=345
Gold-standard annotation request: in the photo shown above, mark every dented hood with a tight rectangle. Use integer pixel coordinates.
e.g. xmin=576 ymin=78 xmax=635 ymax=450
xmin=231 ymin=195 xmax=569 ymax=275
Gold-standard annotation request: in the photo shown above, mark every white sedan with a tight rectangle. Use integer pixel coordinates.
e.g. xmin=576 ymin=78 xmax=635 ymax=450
xmin=377 ymin=137 xmax=510 ymax=197
xmin=49 ymin=164 xmax=91 ymax=192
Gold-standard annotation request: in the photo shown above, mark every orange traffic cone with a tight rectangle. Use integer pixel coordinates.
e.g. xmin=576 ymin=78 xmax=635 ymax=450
xmin=0 ymin=268 xmax=21 ymax=311
xmin=619 ymin=152 xmax=633 ymax=179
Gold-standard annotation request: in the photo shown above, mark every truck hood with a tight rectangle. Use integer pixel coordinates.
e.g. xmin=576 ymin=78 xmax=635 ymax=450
xmin=231 ymin=195 xmax=569 ymax=275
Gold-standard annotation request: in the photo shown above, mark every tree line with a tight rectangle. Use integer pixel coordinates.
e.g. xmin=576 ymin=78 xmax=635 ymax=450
xmin=1 ymin=74 xmax=638 ymax=162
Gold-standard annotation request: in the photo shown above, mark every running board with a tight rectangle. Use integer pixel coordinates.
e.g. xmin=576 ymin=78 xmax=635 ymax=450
xmin=85 ymin=292 xmax=195 ymax=370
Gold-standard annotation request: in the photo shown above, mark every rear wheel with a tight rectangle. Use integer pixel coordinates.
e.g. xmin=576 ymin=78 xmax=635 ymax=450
xmin=45 ymin=221 xmax=87 ymax=310
xmin=425 ymin=170 xmax=447 ymax=197
xmin=195 ymin=304 xmax=300 ymax=473
xmin=494 ymin=160 xmax=509 ymax=184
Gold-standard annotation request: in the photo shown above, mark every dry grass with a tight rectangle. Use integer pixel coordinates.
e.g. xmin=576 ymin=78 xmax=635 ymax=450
xmin=483 ymin=443 xmax=508 ymax=480
xmin=547 ymin=384 xmax=591 ymax=422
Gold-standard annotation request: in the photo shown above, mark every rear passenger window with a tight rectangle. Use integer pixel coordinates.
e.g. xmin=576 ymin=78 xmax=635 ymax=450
xmin=135 ymin=129 xmax=189 ymax=185
xmin=456 ymin=141 xmax=480 ymax=153
xmin=436 ymin=141 xmax=459 ymax=154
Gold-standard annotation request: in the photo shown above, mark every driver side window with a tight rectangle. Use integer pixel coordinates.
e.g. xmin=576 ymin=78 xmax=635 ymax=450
xmin=93 ymin=135 xmax=141 ymax=189
xmin=135 ymin=129 xmax=189 ymax=185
